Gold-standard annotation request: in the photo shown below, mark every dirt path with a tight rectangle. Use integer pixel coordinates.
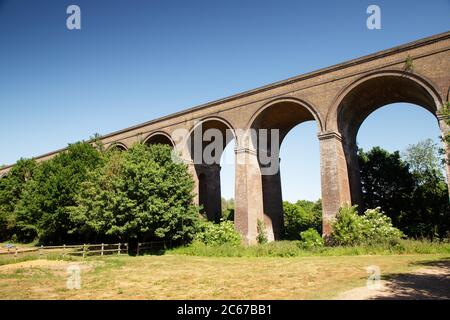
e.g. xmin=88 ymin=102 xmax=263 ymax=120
xmin=336 ymin=258 xmax=450 ymax=300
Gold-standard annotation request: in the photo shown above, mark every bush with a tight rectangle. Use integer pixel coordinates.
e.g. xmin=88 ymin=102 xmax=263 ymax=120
xmin=300 ymin=228 xmax=324 ymax=249
xmin=330 ymin=205 xmax=403 ymax=246
xmin=195 ymin=220 xmax=241 ymax=246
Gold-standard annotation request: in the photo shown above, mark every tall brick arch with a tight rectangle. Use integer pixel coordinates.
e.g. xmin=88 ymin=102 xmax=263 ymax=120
xmin=184 ymin=116 xmax=237 ymax=223
xmin=324 ymin=70 xmax=446 ymax=208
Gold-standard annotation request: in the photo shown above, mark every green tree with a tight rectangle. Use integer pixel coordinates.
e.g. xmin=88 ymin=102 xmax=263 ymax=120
xmin=0 ymin=159 xmax=37 ymax=241
xmin=283 ymin=199 xmax=322 ymax=240
xmin=69 ymin=143 xmax=199 ymax=246
xmin=359 ymin=146 xmax=449 ymax=239
xmin=359 ymin=147 xmax=415 ymax=225
xmin=15 ymin=142 xmax=104 ymax=244
xmin=402 ymin=139 xmax=444 ymax=184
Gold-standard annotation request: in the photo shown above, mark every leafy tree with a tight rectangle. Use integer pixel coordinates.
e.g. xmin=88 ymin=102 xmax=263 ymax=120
xmin=359 ymin=147 xmax=415 ymax=225
xmin=15 ymin=142 xmax=104 ymax=244
xmin=0 ymin=159 xmax=37 ymax=241
xmin=69 ymin=143 xmax=199 ymax=246
xmin=359 ymin=146 xmax=449 ymax=239
xmin=402 ymin=139 xmax=444 ymax=184
xmin=283 ymin=199 xmax=322 ymax=240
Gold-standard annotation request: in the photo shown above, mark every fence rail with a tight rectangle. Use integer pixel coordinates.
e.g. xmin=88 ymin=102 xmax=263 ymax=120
xmin=0 ymin=240 xmax=173 ymax=261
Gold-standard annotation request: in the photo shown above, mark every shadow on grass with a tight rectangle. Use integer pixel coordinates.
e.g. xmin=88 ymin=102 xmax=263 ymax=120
xmin=371 ymin=257 xmax=450 ymax=300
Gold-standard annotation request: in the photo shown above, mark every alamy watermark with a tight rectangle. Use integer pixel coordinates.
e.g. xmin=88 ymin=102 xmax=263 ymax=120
xmin=66 ymin=264 xmax=81 ymax=290
xmin=367 ymin=5 xmax=381 ymax=30
xmin=66 ymin=5 xmax=81 ymax=30
xmin=366 ymin=265 xmax=381 ymax=290
xmin=170 ymin=126 xmax=281 ymax=176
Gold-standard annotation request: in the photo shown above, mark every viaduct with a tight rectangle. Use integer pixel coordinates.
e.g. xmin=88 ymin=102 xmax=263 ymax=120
xmin=1 ymin=31 xmax=449 ymax=244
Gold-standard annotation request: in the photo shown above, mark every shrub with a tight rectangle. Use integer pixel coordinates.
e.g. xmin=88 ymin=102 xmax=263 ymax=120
xmin=330 ymin=205 xmax=403 ymax=246
xmin=300 ymin=228 xmax=324 ymax=249
xmin=361 ymin=208 xmax=404 ymax=245
xmin=195 ymin=220 xmax=241 ymax=246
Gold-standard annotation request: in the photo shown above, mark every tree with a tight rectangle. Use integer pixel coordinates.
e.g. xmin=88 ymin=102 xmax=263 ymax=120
xmin=69 ymin=143 xmax=199 ymax=246
xmin=0 ymin=159 xmax=37 ymax=241
xmin=359 ymin=146 xmax=449 ymax=239
xmin=15 ymin=142 xmax=104 ymax=244
xmin=359 ymin=147 xmax=415 ymax=225
xmin=283 ymin=199 xmax=322 ymax=240
xmin=402 ymin=139 xmax=444 ymax=184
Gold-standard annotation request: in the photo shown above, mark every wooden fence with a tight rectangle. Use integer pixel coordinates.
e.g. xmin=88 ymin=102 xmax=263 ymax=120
xmin=0 ymin=240 xmax=173 ymax=260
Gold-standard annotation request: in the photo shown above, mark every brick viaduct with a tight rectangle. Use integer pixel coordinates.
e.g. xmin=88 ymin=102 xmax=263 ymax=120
xmin=1 ymin=31 xmax=450 ymax=244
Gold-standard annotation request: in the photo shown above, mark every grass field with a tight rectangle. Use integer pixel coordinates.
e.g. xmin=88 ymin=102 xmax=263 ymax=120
xmin=0 ymin=253 xmax=448 ymax=300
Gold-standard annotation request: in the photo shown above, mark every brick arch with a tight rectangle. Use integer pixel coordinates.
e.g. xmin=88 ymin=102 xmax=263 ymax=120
xmin=143 ymin=131 xmax=175 ymax=147
xmin=325 ymin=70 xmax=443 ymax=134
xmin=185 ymin=116 xmax=237 ymax=223
xmin=247 ymin=97 xmax=323 ymax=133
xmin=106 ymin=142 xmax=128 ymax=151
xmin=244 ymin=97 xmax=323 ymax=241
xmin=325 ymin=70 xmax=445 ymax=208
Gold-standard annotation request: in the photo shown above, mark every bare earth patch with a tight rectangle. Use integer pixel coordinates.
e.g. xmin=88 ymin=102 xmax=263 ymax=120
xmin=336 ymin=258 xmax=450 ymax=300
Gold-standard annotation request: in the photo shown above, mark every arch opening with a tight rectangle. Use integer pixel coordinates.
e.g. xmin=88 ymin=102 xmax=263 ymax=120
xmin=250 ymin=100 xmax=322 ymax=240
xmin=187 ymin=119 xmax=235 ymax=223
xmin=335 ymin=74 xmax=448 ymax=233
xmin=144 ymin=132 xmax=174 ymax=147
xmin=107 ymin=143 xmax=127 ymax=152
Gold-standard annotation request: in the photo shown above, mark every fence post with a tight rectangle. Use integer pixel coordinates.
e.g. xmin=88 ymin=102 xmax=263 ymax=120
xmin=14 ymin=247 xmax=18 ymax=260
xmin=137 ymin=242 xmax=140 ymax=256
xmin=39 ymin=245 xmax=43 ymax=258
xmin=101 ymin=243 xmax=104 ymax=256
xmin=62 ymin=244 xmax=66 ymax=259
xmin=83 ymin=244 xmax=86 ymax=259
xmin=118 ymin=243 xmax=121 ymax=255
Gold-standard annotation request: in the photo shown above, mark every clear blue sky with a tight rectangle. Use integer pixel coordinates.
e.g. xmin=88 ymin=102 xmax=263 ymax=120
xmin=1 ymin=0 xmax=449 ymax=201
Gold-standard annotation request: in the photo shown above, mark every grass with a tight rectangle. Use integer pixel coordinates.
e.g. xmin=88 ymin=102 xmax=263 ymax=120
xmin=0 ymin=239 xmax=449 ymax=299
xmin=168 ymin=239 xmax=450 ymax=257
xmin=0 ymin=253 xmax=448 ymax=299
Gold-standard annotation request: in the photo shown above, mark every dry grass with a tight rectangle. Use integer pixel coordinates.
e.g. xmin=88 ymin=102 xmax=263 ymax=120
xmin=0 ymin=253 xmax=448 ymax=300
xmin=0 ymin=254 xmax=449 ymax=300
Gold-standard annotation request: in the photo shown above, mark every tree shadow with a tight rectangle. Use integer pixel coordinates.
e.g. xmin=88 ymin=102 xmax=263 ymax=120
xmin=370 ymin=257 xmax=450 ymax=300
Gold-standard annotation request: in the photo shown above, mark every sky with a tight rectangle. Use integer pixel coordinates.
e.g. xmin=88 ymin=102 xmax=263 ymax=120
xmin=0 ymin=0 xmax=449 ymax=202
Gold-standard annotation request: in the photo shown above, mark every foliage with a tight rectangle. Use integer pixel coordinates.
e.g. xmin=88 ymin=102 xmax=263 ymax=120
xmin=194 ymin=219 xmax=241 ymax=246
xmin=0 ymin=159 xmax=37 ymax=241
xmin=402 ymin=139 xmax=444 ymax=184
xmin=14 ymin=143 xmax=104 ymax=244
xmin=69 ymin=143 xmax=199 ymax=245
xmin=359 ymin=145 xmax=449 ymax=239
xmin=299 ymin=228 xmax=324 ymax=249
xmin=283 ymin=200 xmax=322 ymax=240
xmin=221 ymin=197 xmax=235 ymax=221
xmin=359 ymin=147 xmax=415 ymax=220
xmin=330 ymin=205 xmax=403 ymax=246
xmin=404 ymin=55 xmax=414 ymax=72
xmin=256 ymin=219 xmax=268 ymax=244
xmin=169 ymin=239 xmax=450 ymax=257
